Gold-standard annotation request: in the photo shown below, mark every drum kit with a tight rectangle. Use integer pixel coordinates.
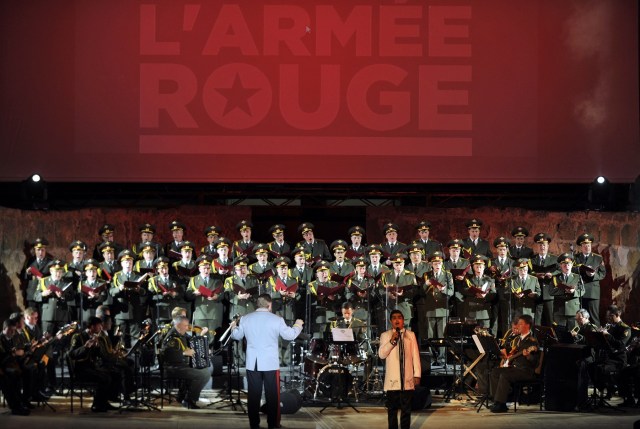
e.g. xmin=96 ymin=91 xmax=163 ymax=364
xmin=285 ymin=321 xmax=385 ymax=402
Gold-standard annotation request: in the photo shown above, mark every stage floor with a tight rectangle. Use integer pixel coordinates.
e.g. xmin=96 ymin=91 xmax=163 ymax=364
xmin=2 ymin=387 xmax=639 ymax=429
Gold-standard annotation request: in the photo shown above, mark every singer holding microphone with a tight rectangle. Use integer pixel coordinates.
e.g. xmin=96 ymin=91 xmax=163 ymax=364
xmin=379 ymin=310 xmax=421 ymax=429
xmin=230 ymin=294 xmax=304 ymax=429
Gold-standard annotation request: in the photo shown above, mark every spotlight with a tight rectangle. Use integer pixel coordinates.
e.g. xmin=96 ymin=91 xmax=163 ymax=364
xmin=588 ymin=176 xmax=611 ymax=210
xmin=21 ymin=174 xmax=49 ymax=210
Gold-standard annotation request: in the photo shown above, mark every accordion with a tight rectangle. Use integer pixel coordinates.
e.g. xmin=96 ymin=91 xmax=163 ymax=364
xmin=188 ymin=336 xmax=210 ymax=369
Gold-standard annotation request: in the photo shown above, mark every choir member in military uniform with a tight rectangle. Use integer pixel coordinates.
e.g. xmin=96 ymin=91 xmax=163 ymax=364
xmin=550 ymin=253 xmax=582 ymax=330
xmin=92 ymin=223 xmax=125 ymax=261
xmin=444 ymin=239 xmax=470 ymax=319
xmin=134 ymin=241 xmax=157 ymax=275
xmin=461 ymin=219 xmax=493 ymax=259
xmin=406 ymin=242 xmax=430 ymax=280
xmin=381 ymin=223 xmax=407 ymax=266
xmin=489 ymin=315 xmax=539 ymax=413
xmin=98 ymin=241 xmax=120 ymax=282
xmin=21 ymin=237 xmax=52 ymax=313
xmin=79 ymin=259 xmax=109 ymax=325
xmin=147 ymin=257 xmax=182 ymax=325
xmin=509 ymin=226 xmax=534 ymax=260
xmin=366 ymin=244 xmax=390 ymax=330
xmin=232 ymin=219 xmax=256 ymax=261
xmin=290 ymin=246 xmax=314 ymax=323
xmin=211 ymin=237 xmax=233 ymax=278
xmin=308 ymin=261 xmax=342 ymax=338
xmin=172 ymin=241 xmax=197 ymax=297
xmin=573 ymin=233 xmax=606 ymax=327
xmin=415 ymin=220 xmax=443 ymax=259
xmin=531 ymin=233 xmax=557 ymax=327
xmin=346 ymin=225 xmax=367 ymax=261
xmin=36 ymin=259 xmax=74 ymax=334
xmin=420 ymin=252 xmax=453 ymax=348
xmin=461 ymin=255 xmax=496 ymax=332
xmin=226 ymin=256 xmax=260 ymax=321
xmin=187 ymin=255 xmax=224 ymax=342
xmin=200 ymin=225 xmax=222 ymax=257
xmin=165 ymin=220 xmax=189 ymax=261
xmin=65 ymin=240 xmax=88 ymax=320
xmin=268 ymin=224 xmax=291 ymax=259
xmin=268 ymin=256 xmax=300 ymax=364
xmin=329 ymin=239 xmax=355 ymax=284
xmin=160 ymin=315 xmax=210 ymax=409
xmin=110 ymin=249 xmax=148 ymax=347
xmin=132 ymin=223 xmax=164 ymax=258
xmin=249 ymin=243 xmax=274 ymax=292
xmin=490 ymin=237 xmax=515 ymax=337
xmin=296 ymin=222 xmax=331 ymax=265
xmin=381 ymin=253 xmax=417 ymax=330
xmin=510 ymin=258 xmax=540 ymax=319
xmin=345 ymin=256 xmax=374 ymax=327
xmin=67 ymin=317 xmax=119 ymax=412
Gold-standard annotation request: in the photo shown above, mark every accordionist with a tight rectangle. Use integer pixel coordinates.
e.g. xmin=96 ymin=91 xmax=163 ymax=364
xmin=160 ymin=315 xmax=210 ymax=409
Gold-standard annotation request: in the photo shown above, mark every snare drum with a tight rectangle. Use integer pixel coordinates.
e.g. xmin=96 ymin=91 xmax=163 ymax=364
xmin=341 ymin=342 xmax=366 ymax=365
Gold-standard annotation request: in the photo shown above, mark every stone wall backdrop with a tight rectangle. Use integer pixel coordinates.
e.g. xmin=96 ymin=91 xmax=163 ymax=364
xmin=366 ymin=207 xmax=640 ymax=324
xmin=1 ymin=205 xmax=638 ymax=325
xmin=0 ymin=206 xmax=250 ymax=319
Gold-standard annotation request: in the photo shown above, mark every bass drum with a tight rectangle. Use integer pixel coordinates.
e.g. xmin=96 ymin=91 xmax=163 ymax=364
xmin=315 ymin=364 xmax=353 ymax=400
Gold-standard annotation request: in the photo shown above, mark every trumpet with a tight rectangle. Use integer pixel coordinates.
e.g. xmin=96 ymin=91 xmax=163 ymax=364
xmin=571 ymin=325 xmax=584 ymax=342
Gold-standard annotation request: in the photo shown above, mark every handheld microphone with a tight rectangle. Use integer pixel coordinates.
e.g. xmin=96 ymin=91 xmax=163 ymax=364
xmin=396 ymin=327 xmax=401 ymax=334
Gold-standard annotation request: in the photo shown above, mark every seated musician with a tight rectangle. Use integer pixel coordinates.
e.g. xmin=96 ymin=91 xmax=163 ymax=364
xmin=329 ymin=302 xmax=366 ymax=341
xmin=571 ymin=308 xmax=598 ymax=345
xmin=0 ymin=318 xmax=31 ymax=415
xmin=489 ymin=314 xmax=539 ymax=413
xmin=67 ymin=317 xmax=118 ymax=412
xmin=160 ymin=315 xmax=210 ymax=409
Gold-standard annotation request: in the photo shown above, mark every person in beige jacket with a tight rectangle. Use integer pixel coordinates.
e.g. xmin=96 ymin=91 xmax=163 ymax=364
xmin=379 ymin=310 xmax=421 ymax=429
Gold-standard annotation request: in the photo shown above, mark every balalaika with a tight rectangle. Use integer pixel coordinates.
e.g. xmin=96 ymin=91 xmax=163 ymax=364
xmin=188 ymin=336 xmax=210 ymax=369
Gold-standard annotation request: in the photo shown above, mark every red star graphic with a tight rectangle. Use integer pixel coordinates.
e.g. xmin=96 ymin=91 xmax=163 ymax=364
xmin=215 ymin=74 xmax=261 ymax=116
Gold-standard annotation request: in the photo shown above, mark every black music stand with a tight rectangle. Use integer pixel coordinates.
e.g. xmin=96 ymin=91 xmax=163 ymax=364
xmin=443 ymin=321 xmax=477 ymax=402
xmin=474 ymin=335 xmax=501 ymax=412
xmin=209 ymin=331 xmax=246 ymax=412
xmin=582 ymin=331 xmax=621 ymax=412
xmin=120 ymin=328 xmax=160 ymax=412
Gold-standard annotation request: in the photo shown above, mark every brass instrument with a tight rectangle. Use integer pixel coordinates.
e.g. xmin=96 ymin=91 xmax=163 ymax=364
xmin=571 ymin=325 xmax=583 ymax=343
xmin=473 ymin=326 xmax=492 ymax=337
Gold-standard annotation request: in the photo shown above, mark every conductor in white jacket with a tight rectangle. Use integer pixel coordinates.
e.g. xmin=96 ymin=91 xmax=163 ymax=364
xmin=230 ymin=293 xmax=304 ymax=429
xmin=379 ymin=309 xmax=421 ymax=429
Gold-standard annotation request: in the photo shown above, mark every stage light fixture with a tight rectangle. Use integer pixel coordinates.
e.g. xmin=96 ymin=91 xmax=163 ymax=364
xmin=588 ymin=176 xmax=612 ymax=210
xmin=21 ymin=174 xmax=49 ymax=210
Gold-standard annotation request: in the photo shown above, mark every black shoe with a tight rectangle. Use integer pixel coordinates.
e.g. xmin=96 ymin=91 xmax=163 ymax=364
xmin=11 ymin=407 xmax=31 ymax=416
xmin=22 ymin=401 xmax=36 ymax=409
xmin=91 ymin=405 xmax=108 ymax=413
xmin=621 ymin=398 xmax=636 ymax=407
xmin=490 ymin=402 xmax=508 ymax=413
xmin=182 ymin=400 xmax=200 ymax=409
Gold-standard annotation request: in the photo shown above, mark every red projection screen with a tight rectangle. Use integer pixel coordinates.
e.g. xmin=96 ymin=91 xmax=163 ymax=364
xmin=0 ymin=0 xmax=638 ymax=183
